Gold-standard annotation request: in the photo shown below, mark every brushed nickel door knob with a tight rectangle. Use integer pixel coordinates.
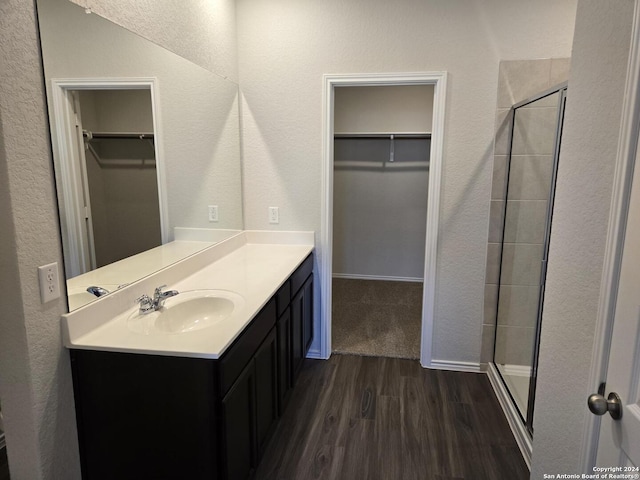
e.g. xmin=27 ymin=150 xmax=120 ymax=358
xmin=587 ymin=392 xmax=622 ymax=420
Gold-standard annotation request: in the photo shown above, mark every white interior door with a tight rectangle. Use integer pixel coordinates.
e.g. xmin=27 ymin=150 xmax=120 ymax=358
xmin=595 ymin=139 xmax=640 ymax=468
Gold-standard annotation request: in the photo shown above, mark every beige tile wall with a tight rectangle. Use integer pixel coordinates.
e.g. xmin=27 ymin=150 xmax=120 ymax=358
xmin=481 ymin=58 xmax=570 ymax=369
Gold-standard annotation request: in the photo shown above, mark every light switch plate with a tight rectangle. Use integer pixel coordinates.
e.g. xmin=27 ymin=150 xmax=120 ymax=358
xmin=38 ymin=262 xmax=60 ymax=303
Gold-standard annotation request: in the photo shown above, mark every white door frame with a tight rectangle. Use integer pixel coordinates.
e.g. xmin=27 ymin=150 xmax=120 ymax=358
xmin=49 ymin=77 xmax=168 ymax=278
xmin=580 ymin=0 xmax=640 ymax=470
xmin=319 ymin=72 xmax=447 ymax=366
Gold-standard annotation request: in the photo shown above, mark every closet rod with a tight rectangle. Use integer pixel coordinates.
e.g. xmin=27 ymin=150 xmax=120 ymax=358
xmin=334 ymin=133 xmax=431 ymax=139
xmin=83 ymin=130 xmax=154 ymax=141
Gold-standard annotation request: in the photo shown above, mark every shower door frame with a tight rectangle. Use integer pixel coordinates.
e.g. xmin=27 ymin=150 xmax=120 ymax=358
xmin=523 ymin=85 xmax=568 ymax=434
xmin=492 ymin=83 xmax=569 ymax=438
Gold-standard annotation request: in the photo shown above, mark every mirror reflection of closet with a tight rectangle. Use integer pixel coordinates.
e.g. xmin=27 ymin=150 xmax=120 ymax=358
xmin=69 ymin=89 xmax=161 ymax=273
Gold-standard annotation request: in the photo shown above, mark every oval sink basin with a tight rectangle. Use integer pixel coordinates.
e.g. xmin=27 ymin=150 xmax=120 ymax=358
xmin=127 ymin=290 xmax=245 ymax=335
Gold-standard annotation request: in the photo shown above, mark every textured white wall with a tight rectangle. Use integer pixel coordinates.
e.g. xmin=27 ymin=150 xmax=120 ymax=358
xmin=237 ymin=0 xmax=577 ymax=363
xmin=532 ymin=0 xmax=635 ymax=475
xmin=334 ymin=85 xmax=434 ymax=133
xmin=69 ymin=0 xmax=238 ymax=82
xmin=82 ymin=89 xmax=154 ymax=132
xmin=0 ymin=0 xmax=82 ymax=478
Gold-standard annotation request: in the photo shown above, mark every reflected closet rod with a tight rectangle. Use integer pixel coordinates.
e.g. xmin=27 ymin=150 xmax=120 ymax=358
xmin=334 ymin=133 xmax=431 ymax=139
xmin=82 ymin=130 xmax=154 ymax=141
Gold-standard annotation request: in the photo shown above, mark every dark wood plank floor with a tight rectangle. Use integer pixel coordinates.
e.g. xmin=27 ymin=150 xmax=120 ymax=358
xmin=256 ymin=354 xmax=528 ymax=480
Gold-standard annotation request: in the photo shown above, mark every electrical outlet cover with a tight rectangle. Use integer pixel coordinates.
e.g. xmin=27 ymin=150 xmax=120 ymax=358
xmin=208 ymin=205 xmax=219 ymax=222
xmin=269 ymin=206 xmax=279 ymax=224
xmin=38 ymin=262 xmax=60 ymax=303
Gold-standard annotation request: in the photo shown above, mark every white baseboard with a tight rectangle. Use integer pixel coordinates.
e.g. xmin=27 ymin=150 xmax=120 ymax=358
xmin=425 ymin=359 xmax=483 ymax=373
xmin=487 ymin=363 xmax=532 ymax=469
xmin=306 ymin=348 xmax=324 ymax=359
xmin=332 ymin=273 xmax=423 ymax=282
xmin=500 ymin=363 xmax=532 ymax=377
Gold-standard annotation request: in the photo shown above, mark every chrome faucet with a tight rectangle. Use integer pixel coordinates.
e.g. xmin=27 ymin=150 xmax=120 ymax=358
xmin=87 ymin=286 xmax=110 ymax=297
xmin=136 ymin=294 xmax=155 ymax=314
xmin=135 ymin=285 xmax=179 ymax=314
xmin=153 ymin=285 xmax=179 ymax=309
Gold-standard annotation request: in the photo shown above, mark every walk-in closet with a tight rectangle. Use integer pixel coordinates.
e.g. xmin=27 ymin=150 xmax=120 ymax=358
xmin=332 ymin=85 xmax=433 ymax=359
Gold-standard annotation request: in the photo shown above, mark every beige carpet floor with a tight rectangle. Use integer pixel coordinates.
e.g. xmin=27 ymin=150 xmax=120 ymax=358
xmin=332 ymin=278 xmax=423 ymax=359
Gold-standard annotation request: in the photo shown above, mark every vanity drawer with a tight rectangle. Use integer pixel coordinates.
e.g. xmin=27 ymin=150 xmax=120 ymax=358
xmin=218 ymin=299 xmax=276 ymax=397
xmin=290 ymin=254 xmax=313 ymax=295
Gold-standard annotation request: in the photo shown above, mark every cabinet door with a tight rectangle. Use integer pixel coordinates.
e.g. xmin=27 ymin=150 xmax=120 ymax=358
xmin=302 ymin=276 xmax=314 ymax=354
xmin=254 ymin=327 xmax=278 ymax=460
xmin=291 ymin=284 xmax=305 ymax=385
xmin=221 ymin=362 xmax=255 ymax=480
xmin=71 ymin=351 xmax=218 ymax=480
xmin=277 ymin=307 xmax=292 ymax=415
xmin=292 ymin=275 xmax=314 ymax=384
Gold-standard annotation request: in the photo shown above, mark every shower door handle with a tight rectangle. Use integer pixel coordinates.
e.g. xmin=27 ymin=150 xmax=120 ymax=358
xmin=587 ymin=391 xmax=622 ymax=420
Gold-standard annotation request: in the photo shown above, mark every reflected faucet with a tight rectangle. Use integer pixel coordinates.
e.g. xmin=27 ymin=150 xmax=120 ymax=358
xmin=136 ymin=285 xmax=179 ymax=314
xmin=87 ymin=286 xmax=109 ymax=297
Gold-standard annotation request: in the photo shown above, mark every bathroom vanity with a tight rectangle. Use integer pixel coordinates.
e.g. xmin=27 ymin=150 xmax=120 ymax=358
xmin=62 ymin=232 xmax=314 ymax=480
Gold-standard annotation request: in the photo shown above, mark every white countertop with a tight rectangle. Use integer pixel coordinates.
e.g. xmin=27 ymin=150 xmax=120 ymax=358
xmin=61 ymin=231 xmax=314 ymax=359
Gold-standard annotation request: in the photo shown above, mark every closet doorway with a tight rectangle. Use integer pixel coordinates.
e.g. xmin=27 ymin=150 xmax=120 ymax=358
xmin=49 ymin=79 xmax=167 ymax=279
xmin=332 ymin=86 xmax=432 ymax=359
xmin=320 ymin=73 xmax=447 ymax=366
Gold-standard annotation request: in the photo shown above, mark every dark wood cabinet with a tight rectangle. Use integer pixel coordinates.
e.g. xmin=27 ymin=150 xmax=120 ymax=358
xmin=302 ymin=276 xmax=314 ymax=358
xmin=291 ymin=269 xmax=314 ymax=385
xmin=254 ymin=327 xmax=278 ymax=460
xmin=276 ymin=306 xmax=292 ymax=415
xmin=220 ymin=325 xmax=278 ymax=479
xmin=70 ymin=351 xmax=219 ymax=480
xmin=291 ymin=285 xmax=305 ymax=383
xmin=70 ymin=253 xmax=313 ymax=480
xmin=221 ymin=359 xmax=255 ymax=480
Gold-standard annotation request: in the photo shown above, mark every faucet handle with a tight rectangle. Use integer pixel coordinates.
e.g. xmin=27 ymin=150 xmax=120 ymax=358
xmin=154 ymin=285 xmax=168 ymax=296
xmin=135 ymin=294 xmax=155 ymax=314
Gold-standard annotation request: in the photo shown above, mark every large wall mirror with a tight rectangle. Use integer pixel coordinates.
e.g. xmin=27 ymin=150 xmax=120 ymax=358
xmin=37 ymin=0 xmax=244 ymax=310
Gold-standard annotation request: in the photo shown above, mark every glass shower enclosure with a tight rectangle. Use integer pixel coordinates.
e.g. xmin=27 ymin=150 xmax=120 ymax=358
xmin=493 ymin=84 xmax=568 ymax=434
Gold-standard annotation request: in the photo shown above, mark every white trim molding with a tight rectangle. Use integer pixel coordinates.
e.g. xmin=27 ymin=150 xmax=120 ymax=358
xmin=580 ymin=0 xmax=640 ymax=471
xmin=488 ymin=363 xmax=532 ymax=469
xmin=306 ymin=348 xmax=323 ymax=360
xmin=320 ymin=72 xmax=447 ymax=365
xmin=500 ymin=364 xmax=533 ymax=377
xmin=50 ymin=77 xmax=168 ymax=277
xmin=332 ymin=273 xmax=423 ymax=283
xmin=429 ymin=359 xmax=482 ymax=373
